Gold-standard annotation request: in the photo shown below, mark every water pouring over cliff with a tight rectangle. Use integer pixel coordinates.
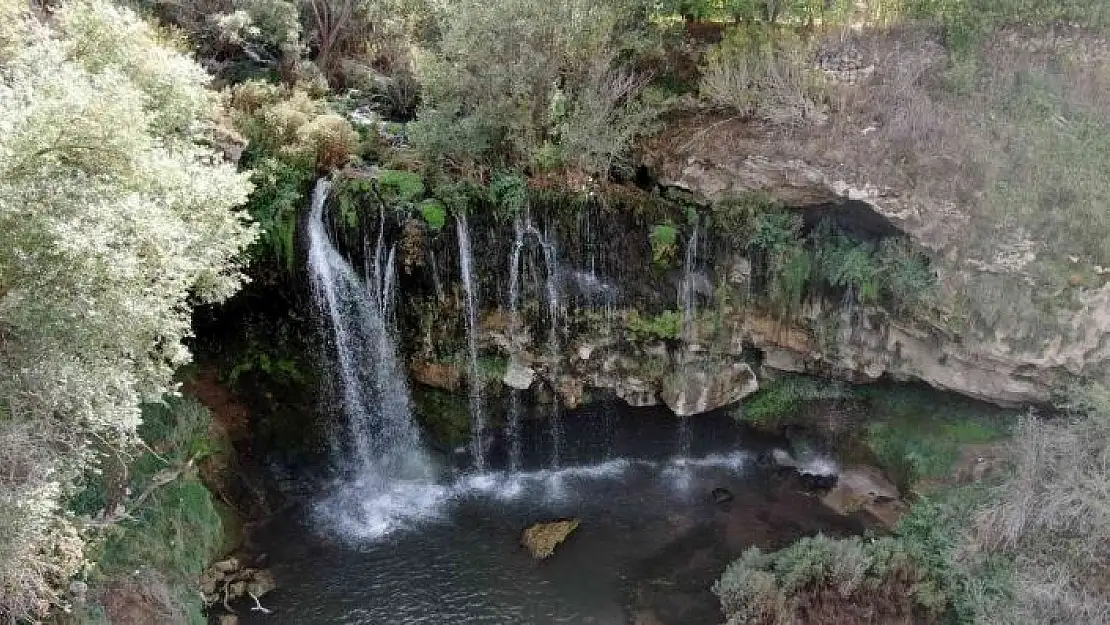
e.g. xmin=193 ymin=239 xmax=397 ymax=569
xmin=306 ymin=178 xmax=444 ymax=539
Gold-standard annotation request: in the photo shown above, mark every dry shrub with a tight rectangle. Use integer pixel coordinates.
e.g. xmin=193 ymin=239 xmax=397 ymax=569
xmin=228 ymin=80 xmax=359 ymax=170
xmin=700 ymin=25 xmax=827 ymax=126
xmin=715 ymin=533 xmax=950 ymax=625
xmin=0 ymin=422 xmax=87 ymax=621
xmin=973 ymin=384 xmax=1110 ymax=624
xmin=98 ymin=569 xmax=185 ymax=625
xmin=295 ymin=112 xmax=360 ymax=170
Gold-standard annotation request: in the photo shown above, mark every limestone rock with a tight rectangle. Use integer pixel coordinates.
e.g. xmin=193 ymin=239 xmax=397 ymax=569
xmin=410 ymin=361 xmax=462 ymax=392
xmin=246 ymin=568 xmax=277 ymax=598
xmin=554 ymin=375 xmax=585 ymax=409
xmin=577 ymin=343 xmax=594 ymax=361
xmin=502 ymin=359 xmax=535 ymax=390
xmin=212 ymin=558 xmax=240 ymax=576
xmin=660 ymin=361 xmax=759 ymax=417
xmin=822 ymin=466 xmax=907 ymax=530
xmin=521 ymin=519 xmax=580 ymax=560
xmin=614 ymin=376 xmax=659 ymax=407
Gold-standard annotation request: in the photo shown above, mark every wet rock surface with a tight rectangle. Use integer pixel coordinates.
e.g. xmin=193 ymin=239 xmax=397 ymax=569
xmin=821 ymin=466 xmax=908 ymax=530
xmin=521 ymin=519 xmax=581 ymax=560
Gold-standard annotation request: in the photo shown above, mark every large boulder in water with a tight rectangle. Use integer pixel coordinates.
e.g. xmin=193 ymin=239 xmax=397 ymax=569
xmin=822 ymin=466 xmax=907 ymax=530
xmin=521 ymin=519 xmax=580 ymax=560
xmin=660 ymin=360 xmax=758 ymax=417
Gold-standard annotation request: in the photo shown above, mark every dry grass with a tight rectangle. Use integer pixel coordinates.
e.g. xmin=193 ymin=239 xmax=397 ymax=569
xmin=971 ymin=384 xmax=1110 ymax=624
xmin=670 ymin=22 xmax=1110 ymax=338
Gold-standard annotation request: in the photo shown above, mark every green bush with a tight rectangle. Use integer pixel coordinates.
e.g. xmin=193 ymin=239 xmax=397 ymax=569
xmin=905 ymin=0 xmax=1110 ymax=49
xmin=739 ymin=374 xmax=853 ymax=427
xmin=420 ymin=199 xmax=447 ymax=230
xmin=715 ymin=493 xmax=1007 ymax=625
xmin=76 ymin=398 xmax=224 ymax=625
xmin=626 ymin=309 xmax=683 ymax=342
xmin=409 ymin=0 xmax=659 ymax=171
xmin=813 ymin=229 xmax=880 ymax=304
xmin=378 ymin=169 xmax=425 ymax=203
xmin=650 ymin=223 xmax=679 ymax=266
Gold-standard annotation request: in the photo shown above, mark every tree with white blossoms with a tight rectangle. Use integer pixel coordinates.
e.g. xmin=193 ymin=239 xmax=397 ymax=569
xmin=0 ymin=0 xmax=255 ymax=618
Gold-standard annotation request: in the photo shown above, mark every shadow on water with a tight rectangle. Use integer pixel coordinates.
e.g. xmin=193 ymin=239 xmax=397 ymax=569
xmin=242 ymin=404 xmax=865 ymax=625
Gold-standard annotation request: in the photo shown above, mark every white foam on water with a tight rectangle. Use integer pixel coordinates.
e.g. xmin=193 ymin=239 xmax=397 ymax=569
xmin=796 ymin=454 xmax=840 ymax=477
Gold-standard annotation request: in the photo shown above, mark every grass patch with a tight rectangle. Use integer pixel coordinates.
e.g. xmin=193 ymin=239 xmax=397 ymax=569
xmin=738 ymin=374 xmax=853 ymax=428
xmin=859 ymin=385 xmax=1010 ymax=488
xmin=74 ymin=398 xmax=224 ymax=625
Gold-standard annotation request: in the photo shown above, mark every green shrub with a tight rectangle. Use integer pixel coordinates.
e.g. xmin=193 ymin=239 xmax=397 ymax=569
xmin=715 ymin=532 xmax=948 ymax=624
xmin=420 ymin=199 xmax=447 ymax=230
xmin=813 ymin=229 xmax=880 ymax=304
xmin=748 ymin=210 xmax=810 ymax=314
xmin=876 ymin=237 xmax=936 ymax=314
xmin=905 ymin=0 xmax=1110 ymax=49
xmin=378 ymin=169 xmax=425 ymax=203
xmin=715 ymin=493 xmax=1007 ymax=625
xmin=650 ymin=223 xmax=679 ymax=266
xmin=489 ymin=171 xmax=528 ymax=213
xmin=626 ymin=309 xmax=683 ymax=342
xmin=409 ymin=0 xmax=658 ymax=170
xmin=76 ymin=398 xmax=224 ymax=625
xmin=739 ymin=374 xmax=853 ymax=427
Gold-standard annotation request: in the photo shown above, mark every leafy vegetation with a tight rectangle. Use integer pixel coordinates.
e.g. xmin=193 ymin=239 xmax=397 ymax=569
xmin=700 ymin=24 xmax=826 ymax=125
xmin=650 ymin=224 xmax=680 ymax=266
xmin=722 ymin=383 xmax=1110 ymax=625
xmin=74 ymin=399 xmax=225 ymax=625
xmin=860 ymin=385 xmax=1009 ymax=488
xmin=716 ymin=486 xmax=1012 ymax=625
xmin=739 ymin=374 xmax=853 ymax=427
xmin=626 ymin=310 xmax=684 ymax=342
xmin=409 ymin=0 xmax=662 ymax=174
xmin=0 ymin=0 xmax=253 ymax=617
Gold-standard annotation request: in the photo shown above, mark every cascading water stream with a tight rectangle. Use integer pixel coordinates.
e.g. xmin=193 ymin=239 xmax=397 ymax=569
xmin=535 ymin=225 xmax=565 ymax=468
xmin=307 ymin=178 xmax=442 ymax=538
xmin=675 ymin=221 xmax=701 ymax=465
xmin=505 ymin=218 xmax=527 ymax=471
xmin=456 ymin=212 xmax=488 ymax=471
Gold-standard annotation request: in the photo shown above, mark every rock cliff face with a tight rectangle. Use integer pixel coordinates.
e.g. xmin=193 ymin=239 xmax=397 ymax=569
xmin=385 ymin=27 xmax=1110 ymax=411
xmin=637 ymin=121 xmax=1110 ymax=405
xmin=396 ymin=173 xmax=1088 ymax=411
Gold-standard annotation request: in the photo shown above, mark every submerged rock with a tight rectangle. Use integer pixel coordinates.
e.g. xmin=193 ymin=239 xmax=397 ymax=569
xmin=521 ymin=519 xmax=580 ymax=560
xmin=711 ymin=487 xmax=734 ymax=504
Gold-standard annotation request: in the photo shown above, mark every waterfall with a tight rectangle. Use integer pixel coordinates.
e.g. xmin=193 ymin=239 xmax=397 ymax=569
xmin=537 ymin=226 xmax=565 ymax=469
xmin=456 ymin=212 xmax=487 ymax=471
xmin=505 ymin=218 xmax=526 ymax=471
xmin=675 ymin=221 xmax=701 ymax=464
xmin=307 ymin=178 xmax=442 ymax=539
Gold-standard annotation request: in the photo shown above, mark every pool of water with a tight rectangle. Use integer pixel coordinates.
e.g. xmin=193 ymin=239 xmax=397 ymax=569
xmin=241 ymin=404 xmax=862 ymax=625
